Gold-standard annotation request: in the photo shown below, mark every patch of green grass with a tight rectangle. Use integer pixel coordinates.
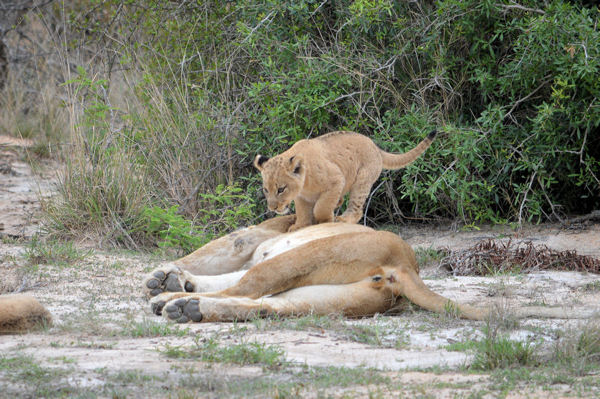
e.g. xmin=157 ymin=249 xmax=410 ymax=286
xmin=49 ymin=356 xmax=77 ymax=364
xmin=252 ymin=313 xmax=339 ymax=332
xmin=549 ymin=319 xmax=600 ymax=376
xmin=582 ymin=281 xmax=600 ymax=292
xmin=443 ymin=317 xmax=536 ymax=371
xmin=0 ymin=354 xmax=80 ymax=398
xmin=415 ymin=247 xmax=448 ymax=266
xmin=474 ymin=261 xmax=524 ymax=277
xmin=160 ymin=335 xmax=285 ymax=370
xmin=444 ymin=339 xmax=481 ymax=352
xmin=471 ymin=333 xmax=537 ymax=371
xmin=111 ymin=369 xmax=156 ymax=384
xmin=110 ymin=261 xmax=126 ymax=270
xmin=443 ymin=300 xmax=462 ymax=319
xmin=121 ymin=318 xmax=190 ymax=337
xmin=468 ymin=314 xmax=537 ymax=371
xmin=344 ymin=323 xmax=384 ymax=346
xmin=24 ymin=236 xmax=91 ymax=267
xmin=71 ymin=341 xmax=116 ymax=350
xmin=1 ymin=235 xmax=21 ymax=244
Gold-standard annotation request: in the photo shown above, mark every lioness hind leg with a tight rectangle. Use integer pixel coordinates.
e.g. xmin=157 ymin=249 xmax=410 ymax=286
xmin=162 ymin=297 xmax=204 ymax=323
xmin=159 ymin=294 xmax=276 ymax=323
xmin=149 ymin=291 xmax=188 ymax=315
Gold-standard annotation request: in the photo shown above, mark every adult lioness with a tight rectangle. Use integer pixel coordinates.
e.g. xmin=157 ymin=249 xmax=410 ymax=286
xmin=144 ymin=216 xmax=597 ymax=323
xmin=254 ymin=131 xmax=437 ymax=232
xmin=144 ymin=215 xmax=488 ymax=322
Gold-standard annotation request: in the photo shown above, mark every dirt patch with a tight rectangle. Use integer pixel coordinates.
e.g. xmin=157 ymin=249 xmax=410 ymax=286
xmin=0 ymin=139 xmax=58 ymax=239
xmin=1 ymin=152 xmax=600 ymax=398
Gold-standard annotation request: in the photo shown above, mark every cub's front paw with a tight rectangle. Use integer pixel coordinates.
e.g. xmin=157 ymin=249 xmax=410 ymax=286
xmin=287 ymin=223 xmax=308 ymax=232
xmin=336 ymin=214 xmax=360 ymax=224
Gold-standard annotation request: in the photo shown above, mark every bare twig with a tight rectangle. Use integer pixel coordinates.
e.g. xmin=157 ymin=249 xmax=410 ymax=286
xmin=241 ymin=10 xmax=276 ymax=43
xmin=518 ymin=169 xmax=537 ymax=225
xmin=496 ymin=3 xmax=545 ymax=15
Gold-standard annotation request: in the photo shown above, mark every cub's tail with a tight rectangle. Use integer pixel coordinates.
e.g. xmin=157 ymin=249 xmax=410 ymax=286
xmin=380 ymin=130 xmax=437 ymax=170
xmin=0 ymin=294 xmax=52 ymax=334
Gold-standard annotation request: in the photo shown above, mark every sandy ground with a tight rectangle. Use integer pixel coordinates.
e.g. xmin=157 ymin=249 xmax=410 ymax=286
xmin=1 ymin=148 xmax=599 ymax=398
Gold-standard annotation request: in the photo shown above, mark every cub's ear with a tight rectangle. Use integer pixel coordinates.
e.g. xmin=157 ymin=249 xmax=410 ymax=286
xmin=289 ymin=155 xmax=303 ymax=174
xmin=254 ymin=155 xmax=269 ymax=171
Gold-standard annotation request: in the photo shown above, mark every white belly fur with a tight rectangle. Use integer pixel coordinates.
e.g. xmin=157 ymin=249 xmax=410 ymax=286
xmin=248 ymin=223 xmax=373 ymax=267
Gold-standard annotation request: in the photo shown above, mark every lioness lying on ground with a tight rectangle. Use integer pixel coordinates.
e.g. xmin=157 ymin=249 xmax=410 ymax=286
xmin=144 ymin=216 xmax=598 ymax=323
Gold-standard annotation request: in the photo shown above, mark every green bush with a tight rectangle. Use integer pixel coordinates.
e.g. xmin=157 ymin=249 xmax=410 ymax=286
xmin=142 ymin=185 xmax=255 ymax=253
xmin=40 ymin=0 xmax=600 ymax=248
xmin=150 ymin=0 xmax=598 ymax=224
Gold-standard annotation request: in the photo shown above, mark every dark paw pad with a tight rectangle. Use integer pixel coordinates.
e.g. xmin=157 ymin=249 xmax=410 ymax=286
xmin=146 ymin=278 xmax=160 ymax=289
xmin=165 ymin=273 xmax=183 ymax=292
xmin=146 ymin=268 xmax=184 ymax=297
xmin=164 ymin=298 xmax=203 ymax=323
xmin=152 ymin=300 xmax=166 ymax=315
xmin=185 ymin=281 xmax=195 ymax=292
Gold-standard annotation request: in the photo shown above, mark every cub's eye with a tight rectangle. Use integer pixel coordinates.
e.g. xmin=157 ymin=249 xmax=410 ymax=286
xmin=277 ymin=186 xmax=286 ymax=195
xmin=263 ymin=187 xmax=269 ymax=194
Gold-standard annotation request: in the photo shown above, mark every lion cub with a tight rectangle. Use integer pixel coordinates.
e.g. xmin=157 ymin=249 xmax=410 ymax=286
xmin=254 ymin=130 xmax=437 ymax=232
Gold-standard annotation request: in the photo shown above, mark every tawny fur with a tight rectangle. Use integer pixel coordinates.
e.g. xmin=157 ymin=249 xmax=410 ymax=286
xmin=254 ymin=131 xmax=436 ymax=232
xmin=0 ymin=294 xmax=52 ymax=334
xmin=145 ymin=216 xmax=598 ymax=323
xmin=144 ymin=216 xmax=490 ymax=322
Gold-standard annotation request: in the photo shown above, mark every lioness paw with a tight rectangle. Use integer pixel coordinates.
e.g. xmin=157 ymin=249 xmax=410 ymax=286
xmin=149 ymin=292 xmax=183 ymax=315
xmin=163 ymin=298 xmax=203 ymax=323
xmin=143 ymin=264 xmax=194 ymax=297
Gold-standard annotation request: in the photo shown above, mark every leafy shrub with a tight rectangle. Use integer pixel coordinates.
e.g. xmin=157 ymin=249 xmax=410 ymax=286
xmin=142 ymin=185 xmax=255 ymax=253
xmin=34 ymin=0 xmax=600 ymax=249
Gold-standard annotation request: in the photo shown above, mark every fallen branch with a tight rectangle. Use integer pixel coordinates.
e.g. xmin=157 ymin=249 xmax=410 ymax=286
xmin=440 ymin=238 xmax=600 ymax=276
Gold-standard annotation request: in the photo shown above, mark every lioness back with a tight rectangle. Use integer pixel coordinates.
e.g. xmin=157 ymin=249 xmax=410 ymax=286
xmin=254 ymin=130 xmax=436 ymax=232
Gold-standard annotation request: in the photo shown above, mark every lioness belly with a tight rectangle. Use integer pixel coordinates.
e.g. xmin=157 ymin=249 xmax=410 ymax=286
xmin=248 ymin=223 xmax=373 ymax=267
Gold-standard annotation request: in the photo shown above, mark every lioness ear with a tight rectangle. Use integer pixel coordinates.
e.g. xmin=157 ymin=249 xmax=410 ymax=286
xmin=254 ymin=155 xmax=269 ymax=171
xmin=289 ymin=155 xmax=303 ymax=174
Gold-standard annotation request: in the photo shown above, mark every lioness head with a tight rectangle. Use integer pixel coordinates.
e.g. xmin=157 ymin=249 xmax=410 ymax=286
xmin=254 ymin=154 xmax=305 ymax=215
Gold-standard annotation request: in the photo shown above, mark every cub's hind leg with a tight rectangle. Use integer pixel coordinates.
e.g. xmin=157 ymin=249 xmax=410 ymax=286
xmin=337 ymin=167 xmax=380 ymax=224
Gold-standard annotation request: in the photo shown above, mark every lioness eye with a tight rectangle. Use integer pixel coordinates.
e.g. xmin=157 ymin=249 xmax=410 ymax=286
xmin=277 ymin=186 xmax=286 ymax=195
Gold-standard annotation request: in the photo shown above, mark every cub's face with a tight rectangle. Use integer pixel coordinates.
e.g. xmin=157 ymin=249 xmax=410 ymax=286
xmin=254 ymin=154 xmax=305 ymax=215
